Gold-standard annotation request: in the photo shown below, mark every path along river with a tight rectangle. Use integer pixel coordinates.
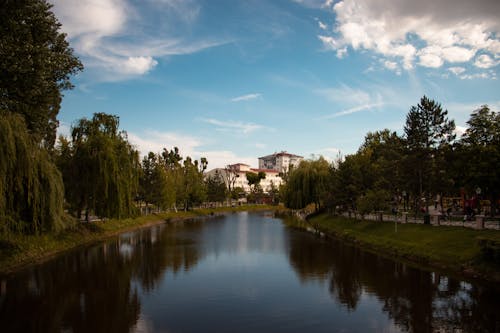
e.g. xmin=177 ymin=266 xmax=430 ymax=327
xmin=1 ymin=211 xmax=499 ymax=332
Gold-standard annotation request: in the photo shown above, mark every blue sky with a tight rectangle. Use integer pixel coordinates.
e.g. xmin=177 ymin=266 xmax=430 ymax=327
xmin=52 ymin=0 xmax=500 ymax=169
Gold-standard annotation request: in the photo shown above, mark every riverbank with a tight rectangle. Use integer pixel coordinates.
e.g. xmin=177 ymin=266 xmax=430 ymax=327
xmin=0 ymin=205 xmax=277 ymax=274
xmin=301 ymin=213 xmax=500 ymax=283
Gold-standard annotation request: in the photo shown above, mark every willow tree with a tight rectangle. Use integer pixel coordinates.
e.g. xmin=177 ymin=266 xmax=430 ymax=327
xmin=58 ymin=113 xmax=140 ymax=220
xmin=283 ymin=157 xmax=330 ymax=210
xmin=1 ymin=113 xmax=66 ymax=233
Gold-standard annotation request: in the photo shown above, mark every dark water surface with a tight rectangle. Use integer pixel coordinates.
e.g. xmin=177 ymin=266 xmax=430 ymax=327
xmin=1 ymin=212 xmax=499 ymax=332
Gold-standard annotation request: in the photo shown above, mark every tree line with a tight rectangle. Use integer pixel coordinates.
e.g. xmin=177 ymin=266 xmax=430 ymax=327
xmin=0 ymin=1 xmax=219 ymax=234
xmin=283 ymin=97 xmax=500 ymax=217
xmin=2 ymin=1 xmax=498 ymax=235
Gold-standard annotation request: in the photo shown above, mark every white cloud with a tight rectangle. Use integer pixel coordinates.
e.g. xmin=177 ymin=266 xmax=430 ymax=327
xmin=128 ymin=131 xmax=202 ymax=156
xmin=201 ymin=118 xmax=267 ymax=134
xmin=128 ymin=130 xmax=255 ymax=169
xmin=316 ymin=84 xmax=385 ymax=118
xmin=51 ymin=0 xmax=224 ymax=81
xmin=123 ymin=56 xmax=158 ymax=75
xmin=231 ymin=93 xmax=262 ymax=102
xmin=317 ymin=0 xmax=500 ymax=74
xmin=448 ymin=67 xmax=466 ymax=75
xmin=316 ymin=19 xmax=328 ymax=30
xmin=383 ymin=60 xmax=398 ymax=71
xmin=454 ymin=125 xmax=467 ymax=137
xmin=322 ymin=102 xmax=384 ymax=119
xmin=459 ymin=72 xmax=495 ymax=80
xmin=316 ymin=84 xmax=372 ymax=105
xmin=418 ymin=51 xmax=444 ymax=68
xmin=474 ymin=54 xmax=498 ymax=68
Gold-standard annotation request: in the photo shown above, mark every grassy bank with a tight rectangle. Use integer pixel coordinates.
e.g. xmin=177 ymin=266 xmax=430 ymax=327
xmin=306 ymin=213 xmax=500 ymax=282
xmin=0 ymin=205 xmax=276 ymax=274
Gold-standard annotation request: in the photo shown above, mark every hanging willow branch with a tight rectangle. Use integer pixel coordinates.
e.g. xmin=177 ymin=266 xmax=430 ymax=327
xmin=0 ymin=113 xmax=66 ymax=234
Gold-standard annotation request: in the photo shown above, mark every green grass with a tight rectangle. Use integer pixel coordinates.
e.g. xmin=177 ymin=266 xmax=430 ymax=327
xmin=307 ymin=213 xmax=500 ymax=281
xmin=0 ymin=204 xmax=276 ymax=274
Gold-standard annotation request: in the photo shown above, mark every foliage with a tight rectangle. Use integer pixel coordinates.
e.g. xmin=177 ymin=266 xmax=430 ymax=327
xmin=0 ymin=113 xmax=67 ymax=233
xmin=205 ymin=172 xmax=227 ymax=203
xmin=403 ymin=96 xmax=455 ymax=213
xmin=57 ymin=113 xmax=140 ymax=220
xmin=356 ymin=189 xmax=391 ymax=216
xmin=455 ymin=105 xmax=500 ymax=215
xmin=289 ymin=97 xmax=498 ymax=218
xmin=283 ymin=157 xmax=330 ymax=210
xmin=246 ymin=171 xmax=265 ymax=188
xmin=139 ymin=152 xmax=171 ymax=212
xmin=0 ymin=0 xmax=83 ymax=148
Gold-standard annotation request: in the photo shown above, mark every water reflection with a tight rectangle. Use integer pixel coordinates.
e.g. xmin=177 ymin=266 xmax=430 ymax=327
xmin=1 ymin=213 xmax=499 ymax=332
xmin=287 ymin=229 xmax=500 ymax=332
xmin=0 ymin=220 xmax=204 ymax=333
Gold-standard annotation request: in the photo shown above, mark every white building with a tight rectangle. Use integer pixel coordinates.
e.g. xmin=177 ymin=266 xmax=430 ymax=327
xmin=258 ymin=151 xmax=303 ymax=174
xmin=205 ymin=163 xmax=282 ymax=194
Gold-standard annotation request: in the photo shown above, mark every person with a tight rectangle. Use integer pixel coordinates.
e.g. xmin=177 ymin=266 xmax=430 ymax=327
xmin=434 ymin=194 xmax=440 ymax=210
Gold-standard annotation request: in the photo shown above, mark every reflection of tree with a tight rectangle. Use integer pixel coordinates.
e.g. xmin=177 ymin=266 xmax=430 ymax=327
xmin=0 ymin=220 xmax=205 ymax=332
xmin=286 ymin=228 xmax=500 ymax=332
xmin=288 ymin=232 xmax=361 ymax=310
xmin=0 ymin=244 xmax=140 ymax=333
xmin=130 ymin=222 xmax=203 ymax=292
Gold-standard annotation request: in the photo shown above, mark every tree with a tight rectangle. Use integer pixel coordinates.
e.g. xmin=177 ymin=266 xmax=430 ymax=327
xmin=246 ymin=171 xmax=266 ymax=190
xmin=58 ymin=113 xmax=140 ymax=220
xmin=162 ymin=147 xmax=183 ymax=212
xmin=457 ymin=105 xmax=500 ymax=215
xmin=403 ymin=96 xmax=455 ymax=213
xmin=139 ymin=152 xmax=170 ymax=213
xmin=180 ymin=157 xmax=207 ymax=210
xmin=224 ymin=164 xmax=239 ymax=198
xmin=0 ymin=0 xmax=83 ymax=148
xmin=283 ymin=157 xmax=330 ymax=211
xmin=206 ymin=172 xmax=227 ymax=204
xmin=1 ymin=113 xmax=67 ymax=233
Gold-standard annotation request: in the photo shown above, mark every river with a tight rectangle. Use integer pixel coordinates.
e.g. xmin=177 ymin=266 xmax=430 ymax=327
xmin=1 ymin=211 xmax=499 ymax=332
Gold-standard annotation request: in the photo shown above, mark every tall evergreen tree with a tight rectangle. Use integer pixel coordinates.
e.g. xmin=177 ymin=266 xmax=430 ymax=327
xmin=403 ymin=96 xmax=455 ymax=213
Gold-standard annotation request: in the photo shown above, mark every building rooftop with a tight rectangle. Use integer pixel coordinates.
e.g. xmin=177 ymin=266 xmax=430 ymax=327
xmin=258 ymin=151 xmax=303 ymax=159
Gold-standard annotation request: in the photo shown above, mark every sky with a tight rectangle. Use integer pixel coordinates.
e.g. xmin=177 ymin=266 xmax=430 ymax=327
xmin=51 ymin=0 xmax=500 ymax=169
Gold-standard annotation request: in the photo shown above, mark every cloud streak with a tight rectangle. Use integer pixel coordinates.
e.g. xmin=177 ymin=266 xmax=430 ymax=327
xmin=322 ymin=102 xmax=385 ymax=119
xmin=201 ymin=118 xmax=268 ymax=134
xmin=231 ymin=93 xmax=262 ymax=102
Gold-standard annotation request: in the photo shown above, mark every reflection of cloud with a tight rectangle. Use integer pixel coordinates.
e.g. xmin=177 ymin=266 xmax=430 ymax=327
xmin=317 ymin=0 xmax=500 ymax=73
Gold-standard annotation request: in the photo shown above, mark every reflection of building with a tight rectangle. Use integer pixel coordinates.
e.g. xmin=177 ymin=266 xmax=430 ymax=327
xmin=258 ymin=151 xmax=303 ymax=174
xmin=205 ymin=163 xmax=282 ymax=193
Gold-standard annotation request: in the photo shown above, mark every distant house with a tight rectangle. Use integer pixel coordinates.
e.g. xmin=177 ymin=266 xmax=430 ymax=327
xmin=258 ymin=151 xmax=303 ymax=174
xmin=205 ymin=163 xmax=282 ymax=194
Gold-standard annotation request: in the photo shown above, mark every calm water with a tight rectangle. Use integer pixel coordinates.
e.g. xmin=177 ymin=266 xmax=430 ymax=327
xmin=1 ymin=212 xmax=499 ymax=332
